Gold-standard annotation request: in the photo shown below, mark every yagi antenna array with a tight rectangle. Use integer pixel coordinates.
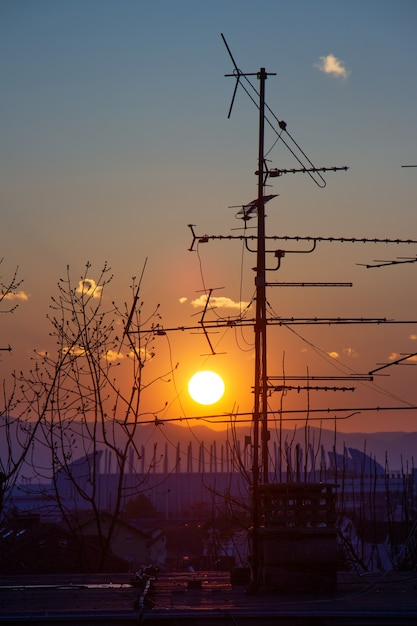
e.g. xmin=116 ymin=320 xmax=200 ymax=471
xmin=221 ymin=34 xmax=348 ymax=188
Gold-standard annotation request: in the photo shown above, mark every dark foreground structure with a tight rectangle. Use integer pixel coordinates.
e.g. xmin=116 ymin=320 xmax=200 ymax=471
xmin=1 ymin=570 xmax=417 ymax=625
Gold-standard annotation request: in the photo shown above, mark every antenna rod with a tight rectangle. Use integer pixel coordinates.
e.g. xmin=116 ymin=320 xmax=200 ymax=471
xmin=251 ymin=67 xmax=269 ymax=590
xmin=258 ymin=68 xmax=269 ymax=486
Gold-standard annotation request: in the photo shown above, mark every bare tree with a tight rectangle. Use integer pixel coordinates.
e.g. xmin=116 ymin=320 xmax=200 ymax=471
xmin=1 ymin=257 xmax=24 ymax=361
xmin=14 ymin=262 xmax=174 ymax=570
xmin=0 ymin=260 xmax=32 ymax=520
xmin=0 ymin=258 xmax=23 ymax=320
xmin=0 ymin=380 xmax=43 ymax=521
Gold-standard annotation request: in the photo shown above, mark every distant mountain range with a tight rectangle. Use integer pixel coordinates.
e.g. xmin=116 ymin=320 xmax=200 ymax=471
xmin=3 ymin=418 xmax=417 ymax=477
xmin=129 ymin=422 xmax=417 ymax=471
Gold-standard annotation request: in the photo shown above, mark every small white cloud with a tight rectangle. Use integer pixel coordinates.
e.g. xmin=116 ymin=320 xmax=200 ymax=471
xmin=76 ymin=278 xmax=102 ymax=299
xmin=328 ymin=348 xmax=357 ymax=359
xmin=343 ymin=347 xmax=359 ymax=358
xmin=389 ymin=351 xmax=417 ymax=363
xmin=316 ymin=54 xmax=350 ymax=79
xmin=179 ymin=297 xmax=187 ymax=304
xmin=3 ymin=290 xmax=29 ymax=301
xmin=62 ymin=345 xmax=87 ymax=357
xmin=191 ymin=294 xmax=250 ymax=310
xmin=128 ymin=346 xmax=154 ymax=362
xmin=61 ymin=346 xmax=125 ymax=362
xmin=103 ymin=349 xmax=124 ymax=362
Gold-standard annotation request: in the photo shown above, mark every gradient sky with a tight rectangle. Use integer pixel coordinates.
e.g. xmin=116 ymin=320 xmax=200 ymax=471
xmin=1 ymin=0 xmax=417 ymax=433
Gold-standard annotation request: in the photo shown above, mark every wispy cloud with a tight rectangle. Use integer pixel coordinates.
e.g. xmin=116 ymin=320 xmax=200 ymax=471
xmin=188 ymin=294 xmax=251 ymax=310
xmin=2 ymin=290 xmax=29 ymax=301
xmin=389 ymin=351 xmax=417 ymax=363
xmin=62 ymin=345 xmax=87 ymax=357
xmin=328 ymin=347 xmax=358 ymax=359
xmin=343 ymin=347 xmax=359 ymax=358
xmin=316 ymin=54 xmax=350 ymax=79
xmin=104 ymin=349 xmax=124 ymax=362
xmin=128 ymin=346 xmax=154 ymax=362
xmin=76 ymin=278 xmax=102 ymax=299
xmin=61 ymin=345 xmax=154 ymax=363
xmin=61 ymin=346 xmax=127 ymax=362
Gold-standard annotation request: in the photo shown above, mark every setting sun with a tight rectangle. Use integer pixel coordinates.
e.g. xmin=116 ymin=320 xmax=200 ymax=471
xmin=188 ymin=370 xmax=225 ymax=405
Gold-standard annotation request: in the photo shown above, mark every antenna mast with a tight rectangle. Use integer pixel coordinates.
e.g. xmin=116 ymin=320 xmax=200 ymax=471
xmin=221 ymin=34 xmax=349 ymax=590
xmin=252 ymin=68 xmax=269 ymax=582
xmin=222 ymin=33 xmax=278 ymax=583
xmin=254 ymin=67 xmax=269 ymax=488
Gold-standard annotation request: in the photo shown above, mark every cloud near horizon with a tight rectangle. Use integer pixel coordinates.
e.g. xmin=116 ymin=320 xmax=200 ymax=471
xmin=182 ymin=294 xmax=251 ymax=310
xmin=2 ymin=290 xmax=29 ymax=301
xmin=343 ymin=347 xmax=359 ymax=358
xmin=328 ymin=347 xmax=358 ymax=359
xmin=104 ymin=349 xmax=124 ymax=362
xmin=58 ymin=346 xmax=131 ymax=362
xmin=128 ymin=346 xmax=154 ymax=362
xmin=62 ymin=345 xmax=87 ymax=357
xmin=76 ymin=278 xmax=102 ymax=299
xmin=316 ymin=54 xmax=350 ymax=79
xmin=389 ymin=351 xmax=417 ymax=363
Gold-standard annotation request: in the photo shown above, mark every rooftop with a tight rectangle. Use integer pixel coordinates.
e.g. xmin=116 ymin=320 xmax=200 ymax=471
xmin=1 ymin=570 xmax=417 ymax=625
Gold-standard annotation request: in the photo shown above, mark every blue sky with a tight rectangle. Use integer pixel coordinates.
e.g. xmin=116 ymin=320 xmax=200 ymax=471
xmin=1 ymin=1 xmax=417 ymax=432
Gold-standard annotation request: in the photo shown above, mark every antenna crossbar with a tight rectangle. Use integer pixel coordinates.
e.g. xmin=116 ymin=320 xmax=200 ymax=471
xmin=141 ymin=317 xmax=417 ymax=335
xmin=268 ymin=375 xmax=373 ymax=381
xmin=270 ymin=317 xmax=417 ymax=325
xmin=266 ymin=282 xmax=352 ymax=287
xmin=271 ymin=235 xmax=417 ymax=244
xmin=267 ymin=166 xmax=349 ymax=177
xmin=269 ymin=384 xmax=355 ymax=392
xmin=358 ymin=257 xmax=417 ymax=268
xmin=188 ymin=224 xmax=417 ymax=250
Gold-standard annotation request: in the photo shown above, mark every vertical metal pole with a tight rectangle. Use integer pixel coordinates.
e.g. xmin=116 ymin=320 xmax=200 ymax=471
xmin=255 ymin=67 xmax=268 ymax=483
xmin=251 ymin=67 xmax=268 ymax=590
xmin=257 ymin=68 xmax=269 ymax=484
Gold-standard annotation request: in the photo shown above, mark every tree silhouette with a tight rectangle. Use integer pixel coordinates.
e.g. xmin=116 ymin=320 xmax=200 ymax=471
xmin=14 ymin=262 xmax=174 ymax=570
xmin=0 ymin=260 xmax=33 ymax=521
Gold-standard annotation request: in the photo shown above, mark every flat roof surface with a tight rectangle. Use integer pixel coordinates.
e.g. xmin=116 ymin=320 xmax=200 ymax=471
xmin=1 ymin=570 xmax=417 ymax=624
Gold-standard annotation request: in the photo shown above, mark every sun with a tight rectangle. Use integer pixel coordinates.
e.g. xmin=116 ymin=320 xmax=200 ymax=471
xmin=188 ymin=370 xmax=225 ymax=405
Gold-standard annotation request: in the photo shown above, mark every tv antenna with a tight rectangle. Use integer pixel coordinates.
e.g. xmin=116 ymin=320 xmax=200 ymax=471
xmin=135 ymin=38 xmax=417 ymax=590
xmin=220 ymin=33 xmax=348 ymax=588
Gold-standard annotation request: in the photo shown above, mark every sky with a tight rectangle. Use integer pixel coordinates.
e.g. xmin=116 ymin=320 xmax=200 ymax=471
xmin=1 ymin=0 xmax=417 ymax=434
